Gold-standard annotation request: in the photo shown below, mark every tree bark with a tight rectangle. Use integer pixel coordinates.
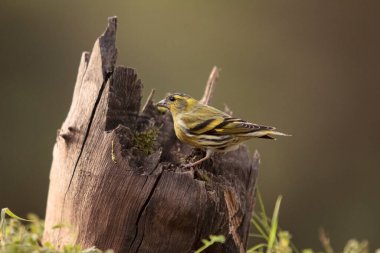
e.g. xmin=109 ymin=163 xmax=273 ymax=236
xmin=43 ymin=17 xmax=259 ymax=253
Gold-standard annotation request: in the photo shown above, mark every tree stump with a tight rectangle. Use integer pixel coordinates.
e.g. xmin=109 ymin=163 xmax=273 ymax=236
xmin=43 ymin=17 xmax=259 ymax=253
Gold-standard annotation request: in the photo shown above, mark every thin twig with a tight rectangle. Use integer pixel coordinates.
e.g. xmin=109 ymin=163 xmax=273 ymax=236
xmin=200 ymin=66 xmax=220 ymax=105
xmin=224 ymin=103 xmax=233 ymax=116
xmin=141 ymin=89 xmax=155 ymax=112
xmin=319 ymin=228 xmax=334 ymax=253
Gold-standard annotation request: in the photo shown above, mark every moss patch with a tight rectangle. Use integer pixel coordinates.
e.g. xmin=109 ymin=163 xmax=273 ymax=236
xmin=133 ymin=127 xmax=159 ymax=155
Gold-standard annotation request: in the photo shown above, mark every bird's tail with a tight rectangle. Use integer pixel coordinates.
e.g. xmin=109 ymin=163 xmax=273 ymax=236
xmin=248 ymin=130 xmax=291 ymax=140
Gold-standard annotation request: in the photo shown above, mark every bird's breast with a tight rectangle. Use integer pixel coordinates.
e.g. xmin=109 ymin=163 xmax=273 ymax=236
xmin=173 ymin=118 xmax=201 ymax=147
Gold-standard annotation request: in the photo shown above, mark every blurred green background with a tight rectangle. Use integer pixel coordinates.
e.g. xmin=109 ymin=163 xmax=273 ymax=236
xmin=0 ymin=0 xmax=379 ymax=250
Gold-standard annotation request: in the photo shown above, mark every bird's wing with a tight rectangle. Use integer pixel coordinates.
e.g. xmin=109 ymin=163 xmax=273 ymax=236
xmin=181 ymin=104 xmax=274 ymax=135
xmin=209 ymin=118 xmax=275 ymax=135
xmin=180 ymin=105 xmax=228 ymax=135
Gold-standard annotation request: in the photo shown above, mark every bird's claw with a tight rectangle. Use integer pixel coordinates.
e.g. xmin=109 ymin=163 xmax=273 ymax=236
xmin=181 ymin=163 xmax=195 ymax=169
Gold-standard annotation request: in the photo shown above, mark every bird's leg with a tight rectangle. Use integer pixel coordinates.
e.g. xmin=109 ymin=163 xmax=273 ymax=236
xmin=183 ymin=149 xmax=214 ymax=168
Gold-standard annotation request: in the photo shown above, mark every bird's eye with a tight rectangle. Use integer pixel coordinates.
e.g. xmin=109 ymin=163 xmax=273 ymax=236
xmin=169 ymin=95 xmax=176 ymax=102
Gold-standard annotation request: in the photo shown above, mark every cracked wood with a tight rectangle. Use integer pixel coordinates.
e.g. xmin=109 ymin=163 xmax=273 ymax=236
xmin=43 ymin=17 xmax=259 ymax=253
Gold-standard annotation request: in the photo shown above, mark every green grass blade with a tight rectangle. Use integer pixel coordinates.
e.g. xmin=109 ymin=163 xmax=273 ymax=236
xmin=194 ymin=235 xmax=225 ymax=253
xmin=0 ymin=208 xmax=6 ymax=242
xmin=252 ymin=212 xmax=272 ymax=236
xmin=247 ymin=243 xmax=268 ymax=253
xmin=266 ymin=195 xmax=283 ymax=253
xmin=249 ymin=233 xmax=267 ymax=240
xmin=252 ymin=218 xmax=269 ymax=241
xmin=256 ymin=188 xmax=270 ymax=231
xmin=2 ymin=208 xmax=33 ymax=222
xmin=1 ymin=207 xmax=34 ymax=243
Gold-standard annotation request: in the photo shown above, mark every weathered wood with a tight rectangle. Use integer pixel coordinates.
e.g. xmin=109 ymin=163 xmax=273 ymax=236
xmin=43 ymin=17 xmax=259 ymax=253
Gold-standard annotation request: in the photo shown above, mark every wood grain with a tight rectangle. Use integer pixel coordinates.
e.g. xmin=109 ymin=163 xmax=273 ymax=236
xmin=43 ymin=17 xmax=259 ymax=253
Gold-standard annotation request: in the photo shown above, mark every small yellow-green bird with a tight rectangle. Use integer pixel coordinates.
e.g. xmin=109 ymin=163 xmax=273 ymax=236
xmin=157 ymin=93 xmax=289 ymax=168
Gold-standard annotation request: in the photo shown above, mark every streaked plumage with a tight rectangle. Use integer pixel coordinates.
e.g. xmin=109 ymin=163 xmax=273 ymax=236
xmin=157 ymin=93 xmax=289 ymax=168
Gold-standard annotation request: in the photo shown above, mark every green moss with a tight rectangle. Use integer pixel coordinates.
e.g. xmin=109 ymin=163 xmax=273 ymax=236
xmin=133 ymin=127 xmax=159 ymax=155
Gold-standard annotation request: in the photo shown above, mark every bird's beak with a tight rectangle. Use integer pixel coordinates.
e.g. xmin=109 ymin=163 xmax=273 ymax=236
xmin=156 ymin=99 xmax=168 ymax=109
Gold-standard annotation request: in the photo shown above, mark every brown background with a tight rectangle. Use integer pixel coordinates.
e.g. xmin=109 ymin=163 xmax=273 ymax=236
xmin=0 ymin=0 xmax=379 ymax=250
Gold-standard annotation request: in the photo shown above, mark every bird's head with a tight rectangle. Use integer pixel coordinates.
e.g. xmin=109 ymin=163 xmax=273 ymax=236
xmin=156 ymin=93 xmax=198 ymax=115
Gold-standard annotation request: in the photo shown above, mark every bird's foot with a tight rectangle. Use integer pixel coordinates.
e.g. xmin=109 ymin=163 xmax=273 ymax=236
xmin=181 ymin=162 xmax=197 ymax=169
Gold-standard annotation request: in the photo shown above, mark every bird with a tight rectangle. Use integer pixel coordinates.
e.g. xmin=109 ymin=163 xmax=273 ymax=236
xmin=156 ymin=93 xmax=290 ymax=168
